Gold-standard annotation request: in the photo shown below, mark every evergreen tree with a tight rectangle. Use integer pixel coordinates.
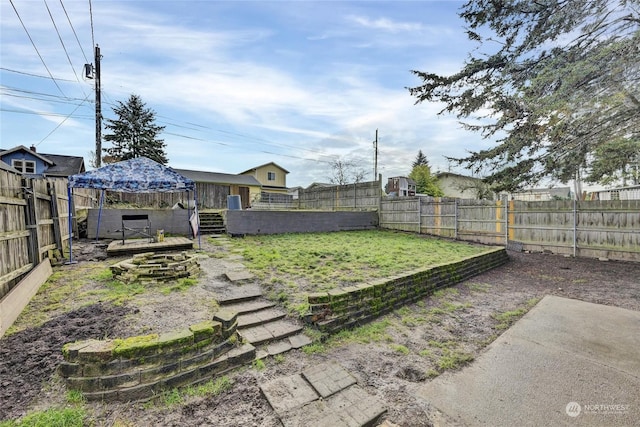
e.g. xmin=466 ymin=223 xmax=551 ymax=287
xmin=103 ymin=94 xmax=168 ymax=164
xmin=409 ymin=0 xmax=639 ymax=191
xmin=412 ymin=150 xmax=429 ymax=168
xmin=586 ymin=138 xmax=640 ymax=186
xmin=409 ymin=164 xmax=444 ymax=196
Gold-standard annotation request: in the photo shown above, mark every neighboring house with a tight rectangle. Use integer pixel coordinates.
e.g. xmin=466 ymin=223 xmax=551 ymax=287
xmin=590 ymin=185 xmax=640 ymax=201
xmin=239 ymin=162 xmax=289 ymax=195
xmin=174 ymin=169 xmax=262 ymax=209
xmin=436 ymin=172 xmax=494 ymax=200
xmin=0 ymin=159 xmax=19 ymax=173
xmin=510 ymin=187 xmax=572 ymax=201
xmin=385 ymin=176 xmax=416 ymax=196
xmin=0 ymin=145 xmax=85 ymax=178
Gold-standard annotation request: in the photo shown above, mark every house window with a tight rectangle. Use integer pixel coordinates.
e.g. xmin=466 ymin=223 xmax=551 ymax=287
xmin=267 ymin=171 xmax=276 ymax=181
xmin=12 ymin=159 xmax=36 ymax=174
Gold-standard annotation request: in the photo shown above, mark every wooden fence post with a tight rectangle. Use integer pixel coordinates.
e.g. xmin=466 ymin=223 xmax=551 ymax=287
xmin=21 ymin=178 xmax=40 ymax=265
xmin=48 ymin=182 xmax=63 ymax=255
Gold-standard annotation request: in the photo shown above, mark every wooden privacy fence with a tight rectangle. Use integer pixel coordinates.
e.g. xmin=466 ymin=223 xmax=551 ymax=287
xmin=294 ymin=180 xmax=382 ymax=211
xmin=0 ymin=170 xmax=96 ymax=300
xmin=380 ymin=197 xmax=640 ymax=262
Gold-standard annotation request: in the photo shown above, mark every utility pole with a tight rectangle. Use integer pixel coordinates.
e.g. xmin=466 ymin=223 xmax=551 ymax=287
xmin=94 ymin=45 xmax=102 ymax=167
xmin=373 ymin=128 xmax=378 ymax=180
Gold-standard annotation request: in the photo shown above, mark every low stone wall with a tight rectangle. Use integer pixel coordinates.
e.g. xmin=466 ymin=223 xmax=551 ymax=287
xmin=110 ymin=252 xmax=200 ymax=283
xmin=306 ymin=248 xmax=509 ymax=333
xmin=58 ymin=310 xmax=255 ymax=402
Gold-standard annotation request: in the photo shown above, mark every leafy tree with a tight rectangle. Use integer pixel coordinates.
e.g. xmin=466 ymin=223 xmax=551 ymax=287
xmin=328 ymin=158 xmax=366 ymax=185
xmin=103 ymin=94 xmax=168 ymax=164
xmin=586 ymin=137 xmax=640 ymax=186
xmin=413 ymin=150 xmax=430 ymax=168
xmin=409 ymin=164 xmax=444 ymax=196
xmin=409 ymin=0 xmax=639 ymax=191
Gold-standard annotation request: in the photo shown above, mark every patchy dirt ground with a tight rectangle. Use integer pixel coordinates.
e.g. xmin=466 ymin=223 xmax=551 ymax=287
xmin=1 ymin=239 xmax=638 ymax=426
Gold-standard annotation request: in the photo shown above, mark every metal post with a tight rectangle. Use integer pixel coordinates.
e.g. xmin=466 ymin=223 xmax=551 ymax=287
xmin=504 ymin=196 xmax=509 ymax=247
xmin=454 ymin=199 xmax=458 ymax=240
xmin=573 ymin=198 xmax=577 ymax=257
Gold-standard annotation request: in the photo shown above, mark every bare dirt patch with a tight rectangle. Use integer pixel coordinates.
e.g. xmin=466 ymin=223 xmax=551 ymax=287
xmin=1 ymin=239 xmax=638 ymax=426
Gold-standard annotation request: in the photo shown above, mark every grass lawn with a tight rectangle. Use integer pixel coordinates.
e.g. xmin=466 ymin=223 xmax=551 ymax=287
xmin=220 ymin=230 xmax=492 ymax=314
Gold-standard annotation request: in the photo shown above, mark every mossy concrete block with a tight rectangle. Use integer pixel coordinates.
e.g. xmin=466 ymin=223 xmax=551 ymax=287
xmin=77 ymin=340 xmax=116 ymax=364
xmin=66 ymin=376 xmax=101 ymax=393
xmin=356 ymin=283 xmax=375 ymax=298
xmin=83 ymin=389 xmax=118 ymax=402
xmin=328 ymin=289 xmax=349 ymax=302
xmin=308 ymin=292 xmax=330 ymax=304
xmin=214 ymin=309 xmax=238 ymax=331
xmin=158 ymin=329 xmax=194 ymax=351
xmin=162 ymin=367 xmax=200 ymax=389
xmin=100 ymin=371 xmax=141 ymax=389
xmin=81 ymin=358 xmax=132 ymax=378
xmin=189 ymin=320 xmax=220 ymax=342
xmin=140 ymin=361 xmax=180 ymax=383
xmin=58 ymin=361 xmax=81 ymax=378
xmin=62 ymin=340 xmax=99 ymax=362
xmin=116 ymin=382 xmax=157 ymax=401
xmin=113 ymin=334 xmax=160 ymax=359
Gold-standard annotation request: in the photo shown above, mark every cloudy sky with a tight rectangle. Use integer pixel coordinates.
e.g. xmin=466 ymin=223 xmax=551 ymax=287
xmin=1 ymin=0 xmax=492 ymax=187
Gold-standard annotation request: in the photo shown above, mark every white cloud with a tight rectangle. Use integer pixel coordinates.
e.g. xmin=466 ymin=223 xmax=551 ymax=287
xmin=1 ymin=1 xmax=489 ymax=187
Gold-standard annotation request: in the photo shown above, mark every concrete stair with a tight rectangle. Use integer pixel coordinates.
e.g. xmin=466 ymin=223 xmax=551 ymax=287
xmin=218 ymin=289 xmax=312 ymax=359
xmin=199 ymin=211 xmax=226 ymax=234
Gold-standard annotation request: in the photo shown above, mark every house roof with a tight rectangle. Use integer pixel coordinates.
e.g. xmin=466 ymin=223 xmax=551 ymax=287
xmin=435 ymin=172 xmax=482 ymax=181
xmin=40 ymin=153 xmax=85 ymax=177
xmin=174 ymin=169 xmax=261 ymax=186
xmin=68 ymin=157 xmax=195 ymax=193
xmin=0 ymin=145 xmax=85 ymax=176
xmin=239 ymin=162 xmax=290 ymax=175
xmin=0 ymin=145 xmax=54 ymax=165
xmin=305 ymin=182 xmax=334 ymax=190
xmin=0 ymin=159 xmax=19 ymax=173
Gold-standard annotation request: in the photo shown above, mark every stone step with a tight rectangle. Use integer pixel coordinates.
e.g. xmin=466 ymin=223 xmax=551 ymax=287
xmin=221 ymin=300 xmax=276 ymax=315
xmin=255 ymin=333 xmax=314 ymax=359
xmin=217 ymin=289 xmax=264 ymax=305
xmin=237 ymin=308 xmax=286 ymax=328
xmin=239 ymin=319 xmax=303 ymax=346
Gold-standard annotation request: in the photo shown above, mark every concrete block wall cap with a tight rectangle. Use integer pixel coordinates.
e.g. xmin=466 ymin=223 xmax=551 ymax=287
xmin=63 ymin=339 xmax=104 ymax=361
xmin=158 ymin=329 xmax=194 ymax=349
xmin=77 ymin=340 xmax=116 ymax=363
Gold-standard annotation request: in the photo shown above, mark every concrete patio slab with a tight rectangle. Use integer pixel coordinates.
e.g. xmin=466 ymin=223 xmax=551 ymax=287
xmin=416 ymin=295 xmax=640 ymax=426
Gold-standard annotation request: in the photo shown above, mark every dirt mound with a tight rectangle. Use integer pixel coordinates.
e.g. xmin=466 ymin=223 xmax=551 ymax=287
xmin=0 ymin=303 xmax=131 ymax=420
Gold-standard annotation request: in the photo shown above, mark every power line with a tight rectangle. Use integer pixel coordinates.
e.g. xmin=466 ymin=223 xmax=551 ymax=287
xmin=2 ymin=92 xmax=94 ymax=107
xmin=59 ymin=0 xmax=89 ymax=63
xmin=2 ymin=85 xmax=90 ymax=102
xmin=43 ymin=0 xmax=86 ymax=97
xmin=0 ymin=67 xmax=76 ymax=82
xmin=8 ymin=0 xmax=67 ymax=97
xmin=37 ymin=93 xmax=92 ymax=146
xmin=0 ymin=107 xmax=93 ymax=119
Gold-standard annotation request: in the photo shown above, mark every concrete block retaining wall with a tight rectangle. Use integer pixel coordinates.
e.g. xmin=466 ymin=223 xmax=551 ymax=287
xmin=87 ymin=208 xmax=193 ymax=239
xmin=226 ymin=210 xmax=378 ymax=235
xmin=306 ymin=248 xmax=509 ymax=333
xmin=58 ymin=310 xmax=255 ymax=402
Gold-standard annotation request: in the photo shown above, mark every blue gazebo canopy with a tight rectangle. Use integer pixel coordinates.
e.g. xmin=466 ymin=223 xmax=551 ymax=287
xmin=68 ymin=157 xmax=195 ymax=192
xmin=66 ymin=157 xmax=199 ymax=263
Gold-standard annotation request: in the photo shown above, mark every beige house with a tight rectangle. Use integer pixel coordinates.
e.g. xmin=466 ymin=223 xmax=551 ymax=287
xmin=175 ymin=169 xmax=262 ymax=209
xmin=240 ymin=162 xmax=289 ymax=194
xmin=436 ymin=172 xmax=495 ymax=200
